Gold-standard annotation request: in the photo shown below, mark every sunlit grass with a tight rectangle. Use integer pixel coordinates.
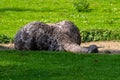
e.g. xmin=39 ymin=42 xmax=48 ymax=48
xmin=0 ymin=0 xmax=120 ymax=37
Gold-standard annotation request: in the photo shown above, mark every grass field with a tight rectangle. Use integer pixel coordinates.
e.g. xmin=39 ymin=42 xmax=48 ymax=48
xmin=0 ymin=50 xmax=120 ymax=80
xmin=0 ymin=1 xmax=120 ymax=79
xmin=0 ymin=0 xmax=120 ymax=37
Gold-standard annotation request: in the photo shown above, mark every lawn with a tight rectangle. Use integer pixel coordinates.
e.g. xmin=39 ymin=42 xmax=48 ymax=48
xmin=0 ymin=50 xmax=120 ymax=80
xmin=0 ymin=1 xmax=120 ymax=79
xmin=0 ymin=0 xmax=120 ymax=37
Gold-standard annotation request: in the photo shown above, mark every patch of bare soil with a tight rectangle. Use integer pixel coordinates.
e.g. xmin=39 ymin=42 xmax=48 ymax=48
xmin=0 ymin=43 xmax=14 ymax=50
xmin=0 ymin=41 xmax=120 ymax=54
xmin=81 ymin=41 xmax=120 ymax=54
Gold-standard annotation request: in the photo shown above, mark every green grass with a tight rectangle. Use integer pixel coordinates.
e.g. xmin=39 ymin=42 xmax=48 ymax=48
xmin=0 ymin=50 xmax=120 ymax=80
xmin=0 ymin=1 xmax=120 ymax=79
xmin=0 ymin=0 xmax=120 ymax=37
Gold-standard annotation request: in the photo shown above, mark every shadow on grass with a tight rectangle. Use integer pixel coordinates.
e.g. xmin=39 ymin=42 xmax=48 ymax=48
xmin=0 ymin=64 xmax=70 ymax=80
xmin=0 ymin=7 xmax=67 ymax=12
xmin=0 ymin=7 xmax=38 ymax=12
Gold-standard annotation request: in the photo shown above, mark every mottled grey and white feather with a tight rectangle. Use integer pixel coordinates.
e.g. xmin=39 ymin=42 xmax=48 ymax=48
xmin=14 ymin=20 xmax=98 ymax=53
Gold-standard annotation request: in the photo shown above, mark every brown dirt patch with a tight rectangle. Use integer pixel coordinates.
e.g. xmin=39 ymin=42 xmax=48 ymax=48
xmin=0 ymin=43 xmax=14 ymax=50
xmin=81 ymin=41 xmax=120 ymax=54
xmin=0 ymin=41 xmax=120 ymax=53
